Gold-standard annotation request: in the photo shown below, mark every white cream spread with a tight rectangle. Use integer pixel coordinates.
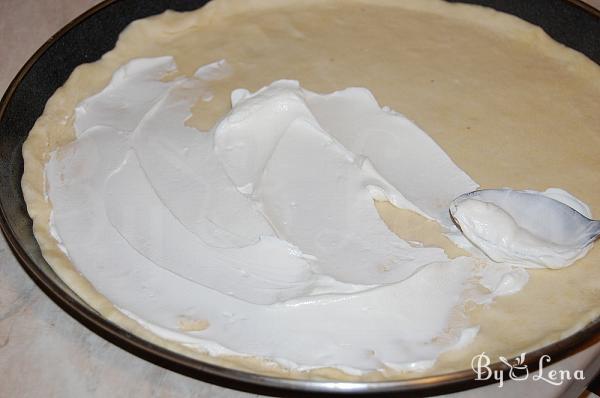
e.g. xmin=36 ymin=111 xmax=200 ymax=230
xmin=450 ymin=188 xmax=595 ymax=269
xmin=45 ymin=56 xmax=553 ymax=373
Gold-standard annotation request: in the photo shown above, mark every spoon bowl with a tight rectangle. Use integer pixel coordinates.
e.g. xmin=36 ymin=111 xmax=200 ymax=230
xmin=449 ymin=188 xmax=600 ymax=268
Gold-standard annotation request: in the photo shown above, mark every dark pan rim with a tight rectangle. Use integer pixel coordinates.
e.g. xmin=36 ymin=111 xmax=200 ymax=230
xmin=567 ymin=0 xmax=600 ymax=16
xmin=0 ymin=0 xmax=599 ymax=396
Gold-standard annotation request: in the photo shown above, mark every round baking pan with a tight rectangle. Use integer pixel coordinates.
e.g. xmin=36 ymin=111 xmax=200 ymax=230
xmin=0 ymin=0 xmax=598 ymax=396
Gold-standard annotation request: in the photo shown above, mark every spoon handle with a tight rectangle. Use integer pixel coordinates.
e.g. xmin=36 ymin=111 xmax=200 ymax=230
xmin=586 ymin=220 xmax=600 ymax=246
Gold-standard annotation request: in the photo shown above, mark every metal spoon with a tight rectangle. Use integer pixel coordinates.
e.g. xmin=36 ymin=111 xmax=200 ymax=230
xmin=449 ymin=188 xmax=600 ymax=268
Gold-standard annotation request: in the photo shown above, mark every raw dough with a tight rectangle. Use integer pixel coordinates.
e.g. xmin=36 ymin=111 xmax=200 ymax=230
xmin=22 ymin=0 xmax=600 ymax=380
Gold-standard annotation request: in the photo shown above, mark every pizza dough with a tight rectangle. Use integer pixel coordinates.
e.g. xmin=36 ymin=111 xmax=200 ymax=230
xmin=22 ymin=0 xmax=600 ymax=380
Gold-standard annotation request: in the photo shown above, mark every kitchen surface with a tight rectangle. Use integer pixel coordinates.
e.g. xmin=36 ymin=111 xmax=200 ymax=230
xmin=1 ymin=1 xmax=598 ymax=397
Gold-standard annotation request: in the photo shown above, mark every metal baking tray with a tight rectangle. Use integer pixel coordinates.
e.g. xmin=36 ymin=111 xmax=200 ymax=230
xmin=0 ymin=0 xmax=598 ymax=396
